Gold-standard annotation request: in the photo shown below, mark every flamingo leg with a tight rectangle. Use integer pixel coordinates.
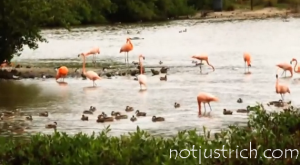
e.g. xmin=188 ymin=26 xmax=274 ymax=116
xmin=124 ymin=53 xmax=127 ymax=65
xmin=281 ymin=70 xmax=285 ymax=76
xmin=244 ymin=62 xmax=246 ymax=73
xmin=127 ymin=52 xmax=129 ymax=66
xmin=208 ymin=102 xmax=212 ymax=112
xmin=199 ymin=60 xmax=202 ymax=73
xmin=203 ymin=103 xmax=207 ymax=114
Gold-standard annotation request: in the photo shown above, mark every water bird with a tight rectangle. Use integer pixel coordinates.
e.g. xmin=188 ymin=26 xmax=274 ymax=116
xmin=111 ymin=111 xmax=121 ymax=116
xmin=159 ymin=61 xmax=163 ymax=65
xmin=80 ymin=54 xmax=101 ymax=86
xmin=45 ymin=122 xmax=57 ymax=129
xmin=81 ymin=115 xmax=88 ymax=121
xmin=275 ymin=73 xmax=290 ymax=102
xmin=55 ymin=66 xmax=68 ymax=82
xmin=160 ymin=67 xmax=169 ymax=74
xmin=133 ymin=76 xmax=138 ymax=81
xmin=132 ymin=61 xmax=138 ymax=65
xmin=89 ymin=106 xmax=96 ymax=112
xmin=125 ymin=106 xmax=134 ymax=112
xmin=237 ymin=109 xmax=249 ymax=113
xmin=39 ymin=111 xmax=48 ymax=117
xmin=197 ymin=92 xmax=218 ymax=116
xmin=243 ymin=53 xmax=251 ymax=74
xmin=183 ymin=28 xmax=187 ymax=32
xmin=160 ymin=75 xmax=167 ymax=81
xmin=97 ymin=115 xmax=114 ymax=122
xmin=191 ymin=55 xmax=215 ymax=74
xmin=0 ymin=113 xmax=14 ymax=120
xmin=223 ymin=109 xmax=233 ymax=115
xmin=276 ymin=63 xmax=293 ymax=77
xmin=120 ymin=38 xmax=133 ymax=66
xmin=115 ymin=113 xmax=128 ymax=120
xmin=151 ymin=69 xmax=159 ymax=75
xmin=78 ymin=47 xmax=100 ymax=67
xmin=130 ymin=115 xmax=137 ymax=122
xmin=83 ymin=110 xmax=93 ymax=114
xmin=135 ymin=110 xmax=146 ymax=116
xmin=138 ymin=55 xmax=147 ymax=90
xmin=174 ymin=102 xmax=180 ymax=108
xmin=152 ymin=116 xmax=165 ymax=122
xmin=237 ymin=98 xmax=243 ymax=103
xmin=290 ymin=58 xmax=300 ymax=74
xmin=26 ymin=115 xmax=33 ymax=121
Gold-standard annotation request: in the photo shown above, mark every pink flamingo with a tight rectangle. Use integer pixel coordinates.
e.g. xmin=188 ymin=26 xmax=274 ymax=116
xmin=80 ymin=54 xmax=101 ymax=86
xmin=138 ymin=54 xmax=147 ymax=90
xmin=276 ymin=62 xmax=293 ymax=77
xmin=275 ymin=73 xmax=290 ymax=101
xmin=120 ymin=38 xmax=133 ymax=66
xmin=243 ymin=53 xmax=251 ymax=73
xmin=78 ymin=47 xmax=100 ymax=67
xmin=191 ymin=55 xmax=215 ymax=74
xmin=197 ymin=92 xmax=218 ymax=115
xmin=55 ymin=66 xmax=69 ymax=82
xmin=290 ymin=58 xmax=300 ymax=74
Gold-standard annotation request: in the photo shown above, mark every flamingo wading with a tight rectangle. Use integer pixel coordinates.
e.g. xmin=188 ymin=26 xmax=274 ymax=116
xmin=191 ymin=55 xmax=215 ymax=74
xmin=78 ymin=47 xmax=100 ymax=67
xmin=80 ymin=54 xmax=101 ymax=86
xmin=243 ymin=53 xmax=251 ymax=73
xmin=138 ymin=54 xmax=147 ymax=90
xmin=120 ymin=38 xmax=133 ymax=66
xmin=276 ymin=63 xmax=293 ymax=77
xmin=55 ymin=66 xmax=69 ymax=82
xmin=275 ymin=73 xmax=290 ymax=101
xmin=290 ymin=58 xmax=300 ymax=74
xmin=197 ymin=92 xmax=218 ymax=116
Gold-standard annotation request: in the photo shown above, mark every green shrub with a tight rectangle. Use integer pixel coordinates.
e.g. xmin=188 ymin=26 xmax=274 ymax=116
xmin=0 ymin=104 xmax=299 ymax=165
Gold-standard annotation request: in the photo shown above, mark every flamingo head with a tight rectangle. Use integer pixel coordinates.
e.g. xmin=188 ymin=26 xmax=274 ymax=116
xmin=139 ymin=54 xmax=145 ymax=60
xmin=126 ymin=38 xmax=131 ymax=41
xmin=290 ymin=58 xmax=296 ymax=64
xmin=78 ymin=53 xmax=84 ymax=57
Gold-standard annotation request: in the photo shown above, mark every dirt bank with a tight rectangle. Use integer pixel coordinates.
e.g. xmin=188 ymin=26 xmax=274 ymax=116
xmin=189 ymin=7 xmax=298 ymax=22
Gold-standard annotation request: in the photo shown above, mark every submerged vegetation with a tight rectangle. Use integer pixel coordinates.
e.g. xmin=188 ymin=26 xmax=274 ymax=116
xmin=0 ymin=104 xmax=299 ymax=164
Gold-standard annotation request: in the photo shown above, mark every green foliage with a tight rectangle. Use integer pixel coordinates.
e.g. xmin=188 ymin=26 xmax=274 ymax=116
xmin=0 ymin=104 xmax=299 ymax=164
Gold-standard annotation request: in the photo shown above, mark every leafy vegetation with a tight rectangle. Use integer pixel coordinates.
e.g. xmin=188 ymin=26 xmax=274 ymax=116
xmin=0 ymin=104 xmax=299 ymax=164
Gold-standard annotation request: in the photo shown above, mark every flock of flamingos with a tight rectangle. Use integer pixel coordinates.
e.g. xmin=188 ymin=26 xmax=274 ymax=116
xmin=1 ymin=37 xmax=300 ymax=116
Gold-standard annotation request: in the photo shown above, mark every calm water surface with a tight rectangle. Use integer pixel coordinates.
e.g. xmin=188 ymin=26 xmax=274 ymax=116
xmin=1 ymin=18 xmax=300 ymax=136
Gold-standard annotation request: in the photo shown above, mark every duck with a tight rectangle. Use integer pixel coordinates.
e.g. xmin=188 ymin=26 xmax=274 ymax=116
xmin=160 ymin=67 xmax=169 ymax=74
xmin=89 ymin=106 xmax=96 ymax=112
xmin=159 ymin=61 xmax=163 ymax=65
xmin=0 ymin=113 xmax=14 ymax=120
xmin=236 ymin=109 xmax=249 ymax=113
xmin=26 ymin=115 xmax=33 ymax=121
xmin=132 ymin=61 xmax=139 ymax=65
xmin=152 ymin=116 xmax=165 ymax=122
xmin=45 ymin=122 xmax=57 ymax=129
xmin=130 ymin=115 xmax=137 ymax=122
xmin=135 ymin=110 xmax=146 ymax=116
xmin=83 ymin=110 xmax=93 ymax=114
xmin=125 ymin=106 xmax=134 ymax=112
xmin=151 ymin=69 xmax=159 ymax=76
xmin=237 ymin=98 xmax=243 ymax=103
xmin=160 ymin=75 xmax=167 ymax=81
xmin=174 ymin=102 xmax=180 ymax=108
xmin=96 ymin=115 xmax=114 ymax=123
xmin=115 ymin=113 xmax=128 ymax=120
xmin=223 ymin=109 xmax=233 ymax=115
xmin=81 ymin=115 xmax=88 ymax=121
xmin=111 ymin=111 xmax=121 ymax=116
xmin=133 ymin=76 xmax=138 ymax=81
xmin=39 ymin=111 xmax=48 ymax=117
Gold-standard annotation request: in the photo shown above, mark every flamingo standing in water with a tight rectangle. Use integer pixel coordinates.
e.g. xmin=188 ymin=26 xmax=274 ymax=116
xmin=138 ymin=54 xmax=147 ymax=90
xmin=276 ymin=62 xmax=293 ymax=77
xmin=275 ymin=73 xmax=290 ymax=101
xmin=191 ymin=55 xmax=215 ymax=74
xmin=80 ymin=54 xmax=101 ymax=86
xmin=78 ymin=47 xmax=100 ymax=67
xmin=243 ymin=53 xmax=251 ymax=74
xmin=197 ymin=92 xmax=218 ymax=116
xmin=120 ymin=38 xmax=133 ymax=66
xmin=55 ymin=66 xmax=69 ymax=82
xmin=290 ymin=58 xmax=300 ymax=74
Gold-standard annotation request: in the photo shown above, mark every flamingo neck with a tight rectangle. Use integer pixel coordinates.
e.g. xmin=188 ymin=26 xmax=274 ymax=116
xmin=128 ymin=40 xmax=133 ymax=48
xmin=206 ymin=60 xmax=215 ymax=71
xmin=139 ymin=57 xmax=143 ymax=74
xmin=82 ymin=56 xmax=86 ymax=74
xmin=275 ymin=77 xmax=279 ymax=91
xmin=293 ymin=60 xmax=298 ymax=72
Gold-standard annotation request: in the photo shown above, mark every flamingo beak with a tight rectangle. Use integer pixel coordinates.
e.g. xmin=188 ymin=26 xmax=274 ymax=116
xmin=276 ymin=74 xmax=278 ymax=78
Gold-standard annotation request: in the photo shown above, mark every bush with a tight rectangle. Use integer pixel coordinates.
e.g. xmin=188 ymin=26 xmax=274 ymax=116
xmin=0 ymin=104 xmax=299 ymax=164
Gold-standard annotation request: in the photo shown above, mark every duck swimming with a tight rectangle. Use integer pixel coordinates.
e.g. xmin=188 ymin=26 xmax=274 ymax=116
xmin=111 ymin=111 xmax=121 ymax=116
xmin=89 ymin=106 xmax=96 ymax=112
xmin=130 ymin=115 xmax=137 ymax=122
xmin=83 ymin=110 xmax=93 ymax=114
xmin=160 ymin=75 xmax=167 ymax=81
xmin=81 ymin=115 xmax=88 ymax=121
xmin=97 ymin=115 xmax=114 ymax=123
xmin=152 ymin=116 xmax=165 ymax=122
xmin=160 ymin=67 xmax=169 ymax=74
xmin=125 ymin=106 xmax=134 ymax=112
xmin=39 ymin=111 xmax=48 ymax=117
xmin=159 ymin=61 xmax=163 ymax=65
xmin=45 ymin=122 xmax=57 ymax=129
xmin=174 ymin=102 xmax=180 ymax=108
xmin=115 ymin=113 xmax=128 ymax=120
xmin=236 ymin=109 xmax=249 ymax=113
xmin=135 ymin=110 xmax=146 ymax=116
xmin=223 ymin=109 xmax=233 ymax=115
xmin=237 ymin=98 xmax=243 ymax=103
xmin=151 ymin=69 xmax=159 ymax=76
xmin=26 ymin=115 xmax=33 ymax=121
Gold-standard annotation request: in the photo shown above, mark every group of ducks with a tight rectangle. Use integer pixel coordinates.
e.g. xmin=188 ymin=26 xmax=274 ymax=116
xmin=81 ymin=106 xmax=166 ymax=123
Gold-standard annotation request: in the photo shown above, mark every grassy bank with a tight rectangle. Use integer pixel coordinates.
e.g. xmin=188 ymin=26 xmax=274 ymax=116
xmin=0 ymin=104 xmax=299 ymax=164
